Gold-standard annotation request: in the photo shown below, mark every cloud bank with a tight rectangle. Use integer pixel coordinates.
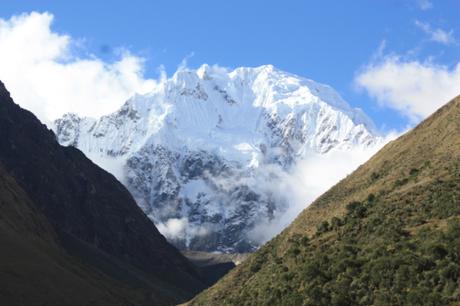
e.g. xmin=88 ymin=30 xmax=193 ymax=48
xmin=356 ymin=57 xmax=460 ymax=122
xmin=0 ymin=12 xmax=155 ymax=124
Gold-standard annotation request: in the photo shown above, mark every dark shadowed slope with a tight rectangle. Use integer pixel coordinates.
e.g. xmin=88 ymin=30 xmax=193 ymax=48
xmin=189 ymin=95 xmax=460 ymax=306
xmin=0 ymin=164 xmax=163 ymax=306
xmin=0 ymin=81 xmax=206 ymax=305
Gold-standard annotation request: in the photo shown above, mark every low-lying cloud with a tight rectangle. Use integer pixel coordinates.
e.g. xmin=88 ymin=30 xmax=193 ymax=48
xmin=151 ymin=137 xmax=398 ymax=248
xmin=156 ymin=217 xmax=211 ymax=243
xmin=247 ymin=134 xmax=397 ymax=244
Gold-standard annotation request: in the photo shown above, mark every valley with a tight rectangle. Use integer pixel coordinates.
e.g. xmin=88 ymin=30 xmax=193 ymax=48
xmin=1 ymin=3 xmax=459 ymax=305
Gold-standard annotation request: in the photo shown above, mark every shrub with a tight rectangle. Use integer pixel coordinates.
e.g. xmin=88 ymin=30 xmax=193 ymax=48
xmin=330 ymin=217 xmax=344 ymax=229
xmin=317 ymin=221 xmax=330 ymax=234
xmin=346 ymin=201 xmax=367 ymax=218
xmin=301 ymin=236 xmax=310 ymax=247
xmin=370 ymin=171 xmax=380 ymax=181
xmin=367 ymin=193 xmax=376 ymax=203
xmin=394 ymin=178 xmax=409 ymax=187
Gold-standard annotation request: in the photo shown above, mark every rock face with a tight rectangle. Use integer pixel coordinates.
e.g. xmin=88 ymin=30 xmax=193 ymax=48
xmin=0 ymin=80 xmax=206 ymax=305
xmin=54 ymin=65 xmax=379 ymax=252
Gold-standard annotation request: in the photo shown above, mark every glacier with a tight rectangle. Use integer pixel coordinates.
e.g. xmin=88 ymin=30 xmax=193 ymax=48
xmin=53 ymin=64 xmax=380 ymax=252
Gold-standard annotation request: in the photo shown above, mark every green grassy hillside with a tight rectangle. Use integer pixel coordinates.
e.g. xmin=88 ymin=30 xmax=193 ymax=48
xmin=189 ymin=96 xmax=460 ymax=306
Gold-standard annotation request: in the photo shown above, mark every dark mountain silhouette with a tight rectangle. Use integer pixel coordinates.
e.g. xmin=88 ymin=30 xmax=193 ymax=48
xmin=0 ymin=81 xmax=206 ymax=306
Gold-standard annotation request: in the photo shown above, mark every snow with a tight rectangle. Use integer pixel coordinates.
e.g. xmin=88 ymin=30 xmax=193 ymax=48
xmin=53 ymin=64 xmax=381 ymax=252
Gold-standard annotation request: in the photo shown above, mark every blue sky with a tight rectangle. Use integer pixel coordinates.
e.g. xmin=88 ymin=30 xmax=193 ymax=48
xmin=1 ymin=0 xmax=459 ymax=131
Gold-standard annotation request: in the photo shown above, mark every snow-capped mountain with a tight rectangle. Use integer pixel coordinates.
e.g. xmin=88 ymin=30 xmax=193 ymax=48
xmin=53 ymin=64 xmax=379 ymax=253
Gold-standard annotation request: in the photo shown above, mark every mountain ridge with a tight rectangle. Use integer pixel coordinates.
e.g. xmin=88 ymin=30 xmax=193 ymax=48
xmin=0 ymin=163 xmax=159 ymax=306
xmin=53 ymin=64 xmax=381 ymax=253
xmin=0 ymin=80 xmax=206 ymax=305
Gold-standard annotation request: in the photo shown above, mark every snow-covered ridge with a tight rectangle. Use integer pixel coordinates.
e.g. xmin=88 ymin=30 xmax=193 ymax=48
xmin=54 ymin=64 xmax=380 ymax=252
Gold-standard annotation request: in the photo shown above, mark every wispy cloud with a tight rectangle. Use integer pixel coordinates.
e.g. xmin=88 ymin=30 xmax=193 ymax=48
xmin=178 ymin=52 xmax=195 ymax=70
xmin=415 ymin=20 xmax=456 ymax=45
xmin=0 ymin=12 xmax=156 ymax=124
xmin=417 ymin=0 xmax=433 ymax=10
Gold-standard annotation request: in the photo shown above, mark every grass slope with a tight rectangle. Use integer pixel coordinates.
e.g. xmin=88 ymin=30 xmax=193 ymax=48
xmin=189 ymin=96 xmax=460 ymax=306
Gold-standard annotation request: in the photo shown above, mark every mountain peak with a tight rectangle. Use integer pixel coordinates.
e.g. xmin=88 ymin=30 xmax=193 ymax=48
xmin=161 ymin=65 xmax=375 ymax=131
xmin=53 ymin=66 xmax=380 ymax=253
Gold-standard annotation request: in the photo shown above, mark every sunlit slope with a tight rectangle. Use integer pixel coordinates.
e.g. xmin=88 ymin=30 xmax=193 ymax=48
xmin=189 ymin=95 xmax=460 ymax=306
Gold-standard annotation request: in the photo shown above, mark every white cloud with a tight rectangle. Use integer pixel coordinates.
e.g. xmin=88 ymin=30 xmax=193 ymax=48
xmin=418 ymin=0 xmax=433 ymax=10
xmin=415 ymin=20 xmax=455 ymax=45
xmin=156 ymin=217 xmax=211 ymax=243
xmin=157 ymin=218 xmax=189 ymax=240
xmin=356 ymin=57 xmax=460 ymax=121
xmin=0 ymin=12 xmax=156 ymax=125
